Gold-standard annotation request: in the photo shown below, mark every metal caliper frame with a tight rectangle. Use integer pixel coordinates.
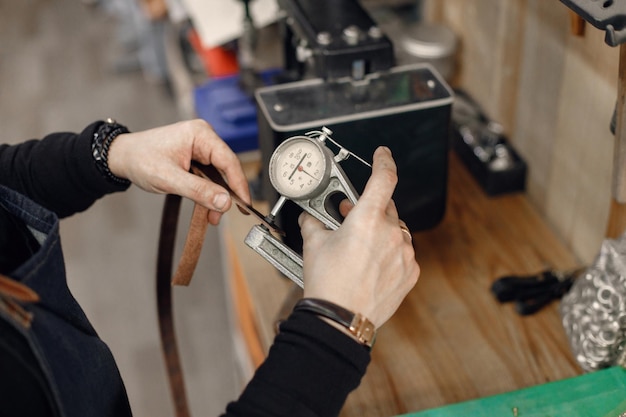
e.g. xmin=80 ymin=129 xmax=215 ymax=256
xmin=244 ymin=128 xmax=365 ymax=288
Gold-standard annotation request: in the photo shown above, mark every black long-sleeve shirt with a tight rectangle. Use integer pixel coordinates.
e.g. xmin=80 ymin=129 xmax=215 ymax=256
xmin=0 ymin=122 xmax=370 ymax=417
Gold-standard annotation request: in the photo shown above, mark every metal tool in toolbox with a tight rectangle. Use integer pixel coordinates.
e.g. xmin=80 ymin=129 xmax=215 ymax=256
xmin=245 ymin=127 xmax=369 ymax=288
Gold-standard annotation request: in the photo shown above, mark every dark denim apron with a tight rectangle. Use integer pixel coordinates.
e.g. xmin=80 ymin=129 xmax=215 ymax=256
xmin=0 ymin=185 xmax=132 ymax=417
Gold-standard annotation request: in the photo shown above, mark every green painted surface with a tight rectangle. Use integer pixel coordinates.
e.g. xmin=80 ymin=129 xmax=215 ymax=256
xmin=397 ymin=367 xmax=626 ymax=417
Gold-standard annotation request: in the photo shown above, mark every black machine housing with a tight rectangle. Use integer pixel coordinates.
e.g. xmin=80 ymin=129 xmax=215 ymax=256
xmin=256 ymin=0 xmax=453 ymax=253
xmin=278 ymin=0 xmax=395 ymax=79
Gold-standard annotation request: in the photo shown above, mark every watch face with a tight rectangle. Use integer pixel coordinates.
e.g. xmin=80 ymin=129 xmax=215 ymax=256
xmin=269 ymin=137 xmax=330 ymax=199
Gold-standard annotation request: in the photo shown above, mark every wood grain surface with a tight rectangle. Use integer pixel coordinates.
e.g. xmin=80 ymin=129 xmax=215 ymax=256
xmin=423 ymin=0 xmax=620 ymax=264
xmin=222 ymin=152 xmax=583 ymax=417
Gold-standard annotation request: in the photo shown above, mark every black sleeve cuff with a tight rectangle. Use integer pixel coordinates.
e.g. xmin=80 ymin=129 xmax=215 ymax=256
xmin=223 ymin=311 xmax=371 ymax=417
xmin=0 ymin=121 xmax=131 ymax=218
xmin=63 ymin=120 xmax=132 ymax=195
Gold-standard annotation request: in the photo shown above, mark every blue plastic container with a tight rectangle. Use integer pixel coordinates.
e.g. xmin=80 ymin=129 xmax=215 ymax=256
xmin=194 ymin=70 xmax=279 ymax=153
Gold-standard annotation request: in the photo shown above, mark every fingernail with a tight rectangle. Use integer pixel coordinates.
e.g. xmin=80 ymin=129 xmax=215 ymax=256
xmin=213 ymin=193 xmax=229 ymax=211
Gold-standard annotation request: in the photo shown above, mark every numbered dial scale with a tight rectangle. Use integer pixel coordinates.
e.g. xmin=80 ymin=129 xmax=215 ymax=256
xmin=269 ymin=136 xmax=332 ymax=200
xmin=268 ymin=130 xmax=362 ymax=230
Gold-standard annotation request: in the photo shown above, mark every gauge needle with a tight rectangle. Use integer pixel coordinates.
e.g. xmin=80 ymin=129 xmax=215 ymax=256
xmin=298 ymin=166 xmax=318 ymax=180
xmin=289 ymin=154 xmax=308 ymax=180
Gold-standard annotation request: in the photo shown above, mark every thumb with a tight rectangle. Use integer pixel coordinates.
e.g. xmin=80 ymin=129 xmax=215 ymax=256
xmin=358 ymin=147 xmax=398 ymax=213
xmin=167 ymin=169 xmax=233 ymax=212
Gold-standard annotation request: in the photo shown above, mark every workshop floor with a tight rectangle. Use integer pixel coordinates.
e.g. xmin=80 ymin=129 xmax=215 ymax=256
xmin=1 ymin=1 xmax=240 ymax=415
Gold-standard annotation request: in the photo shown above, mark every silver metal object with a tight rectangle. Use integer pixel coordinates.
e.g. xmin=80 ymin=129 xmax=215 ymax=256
xmin=316 ymin=31 xmax=332 ymax=46
xmin=343 ymin=25 xmax=361 ymax=46
xmin=244 ymin=225 xmax=303 ymax=287
xmin=245 ymin=128 xmax=367 ymax=288
xmin=267 ymin=128 xmax=361 ymax=229
xmin=397 ymin=22 xmax=458 ymax=81
xmin=561 ymin=233 xmax=626 ymax=371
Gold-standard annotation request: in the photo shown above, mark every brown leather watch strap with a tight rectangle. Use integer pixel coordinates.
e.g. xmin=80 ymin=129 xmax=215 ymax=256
xmin=294 ymin=298 xmax=377 ymax=348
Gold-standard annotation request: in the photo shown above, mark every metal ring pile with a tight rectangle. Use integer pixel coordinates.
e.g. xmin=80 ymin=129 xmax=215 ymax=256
xmin=560 ymin=238 xmax=626 ymax=371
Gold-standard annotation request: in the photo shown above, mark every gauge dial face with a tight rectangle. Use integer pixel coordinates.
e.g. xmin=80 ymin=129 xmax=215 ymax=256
xmin=269 ymin=137 xmax=329 ymax=199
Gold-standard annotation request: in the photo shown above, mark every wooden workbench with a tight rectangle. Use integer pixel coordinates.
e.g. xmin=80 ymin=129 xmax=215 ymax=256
xmin=221 ymin=152 xmax=583 ymax=417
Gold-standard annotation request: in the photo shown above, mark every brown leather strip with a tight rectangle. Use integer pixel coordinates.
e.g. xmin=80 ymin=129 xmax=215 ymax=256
xmin=157 ymin=163 xmax=285 ymax=416
xmin=171 ymin=203 xmax=209 ymax=286
xmin=0 ymin=297 xmax=35 ymax=328
xmin=0 ymin=274 xmax=39 ymax=328
xmin=156 ymin=194 xmax=191 ymax=417
xmin=0 ymin=274 xmax=40 ymax=302
xmin=170 ymin=163 xmax=285 ymax=287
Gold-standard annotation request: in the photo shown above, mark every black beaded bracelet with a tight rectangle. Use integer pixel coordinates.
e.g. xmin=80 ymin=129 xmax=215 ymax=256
xmin=91 ymin=118 xmax=131 ymax=186
xmin=294 ymin=298 xmax=377 ymax=347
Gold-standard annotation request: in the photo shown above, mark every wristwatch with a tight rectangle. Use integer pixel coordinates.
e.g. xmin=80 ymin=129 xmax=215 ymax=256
xmin=294 ymin=298 xmax=377 ymax=348
xmin=91 ymin=118 xmax=130 ymax=185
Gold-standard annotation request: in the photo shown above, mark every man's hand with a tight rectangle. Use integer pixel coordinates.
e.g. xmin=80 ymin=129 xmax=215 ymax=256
xmin=107 ymin=119 xmax=251 ymax=225
xmin=299 ymin=146 xmax=419 ymax=328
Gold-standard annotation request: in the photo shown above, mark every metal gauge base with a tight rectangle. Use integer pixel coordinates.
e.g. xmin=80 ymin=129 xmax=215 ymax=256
xmin=245 ymin=225 xmax=304 ymax=287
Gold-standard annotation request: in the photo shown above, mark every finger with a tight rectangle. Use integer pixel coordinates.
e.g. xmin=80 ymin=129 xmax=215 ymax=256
xmin=167 ymin=169 xmax=233 ymax=213
xmin=208 ymin=210 xmax=223 ymax=225
xmin=339 ymin=199 xmax=354 ymax=218
xmin=298 ymin=211 xmax=327 ymax=239
xmin=212 ymin=161 xmax=251 ymax=207
xmin=385 ymin=198 xmax=400 ymax=219
xmin=191 ymin=163 xmax=252 ymax=217
xmin=358 ymin=147 xmax=398 ymax=212
xmin=189 ymin=121 xmax=252 ymax=206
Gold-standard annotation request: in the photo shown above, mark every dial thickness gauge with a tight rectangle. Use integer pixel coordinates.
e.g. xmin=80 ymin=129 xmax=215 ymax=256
xmin=269 ymin=136 xmax=331 ymax=200
xmin=245 ymin=127 xmax=370 ymax=288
